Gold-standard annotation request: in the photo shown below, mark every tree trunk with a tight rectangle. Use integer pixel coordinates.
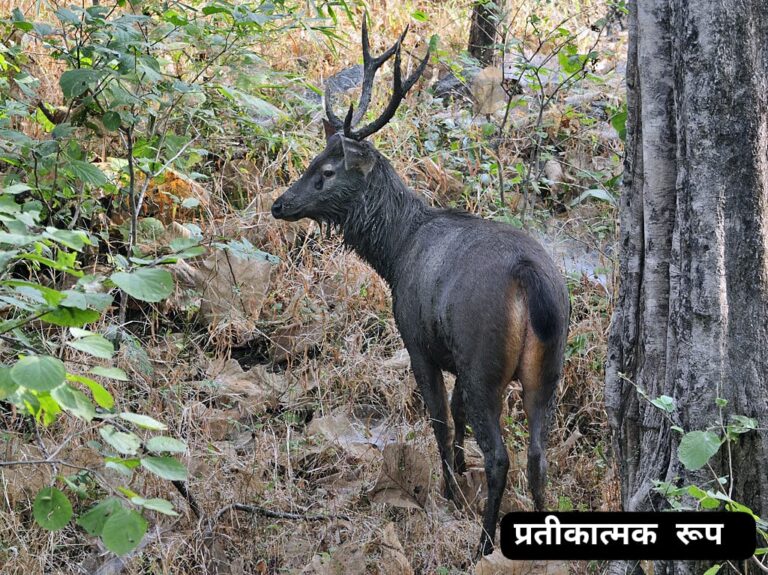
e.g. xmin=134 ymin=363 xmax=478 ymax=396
xmin=606 ymin=0 xmax=768 ymax=573
xmin=468 ymin=1 xmax=502 ymax=66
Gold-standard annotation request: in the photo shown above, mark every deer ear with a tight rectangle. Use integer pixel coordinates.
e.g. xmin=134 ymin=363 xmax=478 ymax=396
xmin=341 ymin=137 xmax=374 ymax=176
xmin=322 ymin=119 xmax=336 ymax=141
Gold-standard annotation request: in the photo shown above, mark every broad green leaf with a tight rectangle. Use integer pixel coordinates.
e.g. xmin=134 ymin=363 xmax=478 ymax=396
xmin=51 ymin=384 xmax=96 ymax=421
xmin=650 ymin=395 xmax=677 ymax=413
xmin=146 ymin=436 xmax=187 ymax=454
xmin=41 ymin=307 xmax=101 ymax=327
xmin=569 ymin=188 xmax=617 ymax=208
xmin=67 ymin=160 xmax=108 ymax=186
xmin=728 ymin=415 xmax=757 ymax=434
xmin=44 ymin=227 xmax=90 ymax=250
xmin=0 ymin=366 xmax=19 ymax=399
xmin=101 ymin=507 xmax=147 ymax=555
xmin=77 ymin=497 xmax=122 ymax=536
xmin=33 ymin=487 xmax=72 ymax=530
xmin=111 ymin=268 xmax=173 ymax=303
xmin=67 ymin=334 xmax=115 ymax=359
xmin=60 ymin=69 xmax=102 ymax=99
xmin=99 ymin=424 xmax=140 ymax=455
xmin=702 ymin=565 xmax=721 ymax=575
xmin=102 ymin=111 xmax=121 ymax=131
xmin=140 ymin=456 xmax=187 ymax=481
xmin=104 ymin=461 xmax=133 ymax=477
xmin=0 ymin=231 xmax=36 ymax=245
xmin=67 ymin=373 xmax=114 ymax=409
xmin=678 ymin=431 xmax=722 ymax=471
xmin=61 ymin=290 xmax=113 ymax=311
xmin=119 ymin=412 xmax=167 ymax=430
xmin=89 ymin=366 xmax=129 ymax=381
xmin=130 ymin=496 xmax=178 ymax=516
xmin=11 ymin=355 xmax=66 ymax=392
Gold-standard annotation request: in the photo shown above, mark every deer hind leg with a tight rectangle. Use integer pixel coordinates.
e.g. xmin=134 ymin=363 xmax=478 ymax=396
xmin=517 ymin=335 xmax=560 ymax=511
xmin=409 ymin=351 xmax=458 ymax=502
xmin=450 ymin=383 xmax=467 ymax=474
xmin=460 ymin=367 xmax=509 ymax=556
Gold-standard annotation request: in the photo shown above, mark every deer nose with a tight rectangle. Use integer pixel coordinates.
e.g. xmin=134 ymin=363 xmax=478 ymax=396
xmin=271 ymin=197 xmax=284 ymax=219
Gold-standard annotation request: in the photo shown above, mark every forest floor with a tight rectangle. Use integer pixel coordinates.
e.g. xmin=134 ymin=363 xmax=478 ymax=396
xmin=1 ymin=1 xmax=626 ymax=573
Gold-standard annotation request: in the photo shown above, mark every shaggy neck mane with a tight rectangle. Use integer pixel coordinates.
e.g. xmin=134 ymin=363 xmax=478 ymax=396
xmin=341 ymin=152 xmax=428 ymax=285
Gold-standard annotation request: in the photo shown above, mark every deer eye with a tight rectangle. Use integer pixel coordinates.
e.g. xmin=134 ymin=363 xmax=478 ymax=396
xmin=322 ymin=169 xmax=335 ymax=178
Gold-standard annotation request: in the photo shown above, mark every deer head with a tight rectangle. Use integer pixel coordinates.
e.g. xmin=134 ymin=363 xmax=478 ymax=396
xmin=271 ymin=19 xmax=430 ymax=225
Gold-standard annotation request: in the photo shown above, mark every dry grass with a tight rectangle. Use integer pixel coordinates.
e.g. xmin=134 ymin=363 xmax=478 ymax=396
xmin=0 ymin=1 xmax=624 ymax=573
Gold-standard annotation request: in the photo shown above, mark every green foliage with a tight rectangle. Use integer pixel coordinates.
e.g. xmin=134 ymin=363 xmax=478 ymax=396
xmin=677 ymin=431 xmax=722 ymax=471
xmin=0 ymin=0 xmax=307 ymax=555
xmin=33 ymin=487 xmax=73 ymax=530
xmin=643 ymin=389 xmax=768 ymax=552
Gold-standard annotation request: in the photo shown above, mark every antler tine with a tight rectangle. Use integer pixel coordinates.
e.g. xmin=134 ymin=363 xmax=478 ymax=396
xmin=324 ymin=84 xmax=346 ymax=133
xmin=350 ymin=19 xmax=407 ymax=127
xmin=347 ymin=41 xmax=431 ymax=141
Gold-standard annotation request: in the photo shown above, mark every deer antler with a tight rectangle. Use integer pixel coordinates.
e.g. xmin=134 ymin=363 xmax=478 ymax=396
xmin=325 ymin=19 xmax=430 ymax=140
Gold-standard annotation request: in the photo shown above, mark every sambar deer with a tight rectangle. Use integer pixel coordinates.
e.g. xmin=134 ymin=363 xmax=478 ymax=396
xmin=271 ymin=20 xmax=569 ymax=555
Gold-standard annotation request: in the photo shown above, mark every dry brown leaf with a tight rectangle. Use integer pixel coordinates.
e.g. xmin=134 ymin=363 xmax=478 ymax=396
xmin=209 ymin=358 xmax=292 ymax=413
xmin=272 ymin=317 xmax=325 ymax=363
xmin=173 ymin=249 xmax=272 ymax=338
xmin=414 ymin=158 xmax=464 ymax=204
xmin=379 ymin=523 xmax=414 ymax=575
xmin=472 ymin=66 xmax=506 ymax=116
xmin=475 ymin=550 xmax=568 ymax=575
xmin=381 ymin=348 xmax=410 ymax=370
xmin=306 ymin=413 xmax=379 ymax=462
xmin=370 ymin=443 xmax=430 ymax=510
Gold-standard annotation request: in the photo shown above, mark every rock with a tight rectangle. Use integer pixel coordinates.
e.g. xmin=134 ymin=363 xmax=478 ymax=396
xmin=433 ymin=65 xmax=481 ymax=103
xmin=301 ymin=65 xmax=363 ymax=105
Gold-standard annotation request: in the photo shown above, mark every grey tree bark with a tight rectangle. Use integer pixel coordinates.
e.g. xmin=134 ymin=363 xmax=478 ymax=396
xmin=606 ymin=0 xmax=768 ymax=573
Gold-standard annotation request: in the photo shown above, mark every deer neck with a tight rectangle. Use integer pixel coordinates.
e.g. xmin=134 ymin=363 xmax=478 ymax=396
xmin=341 ymin=159 xmax=427 ymax=286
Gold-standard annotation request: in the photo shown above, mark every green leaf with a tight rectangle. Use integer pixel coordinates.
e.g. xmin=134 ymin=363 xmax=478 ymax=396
xmin=180 ymin=197 xmax=200 ymax=209
xmin=678 ymin=431 xmax=722 ymax=471
xmin=102 ymin=111 xmax=121 ymax=131
xmin=111 ymin=268 xmax=173 ymax=303
xmin=146 ymin=436 xmax=187 ymax=454
xmin=67 ymin=334 xmax=115 ymax=359
xmin=61 ymin=291 xmax=113 ymax=312
xmin=60 ymin=69 xmax=102 ymax=99
xmin=728 ymin=415 xmax=757 ymax=434
xmin=33 ymin=487 xmax=73 ymax=530
xmin=44 ymin=227 xmax=91 ymax=251
xmin=10 ymin=355 xmax=66 ymax=392
xmin=99 ymin=424 xmax=141 ymax=455
xmin=569 ymin=188 xmax=617 ymax=208
xmin=0 ymin=366 xmax=19 ymax=399
xmin=411 ymin=10 xmax=428 ymax=22
xmin=89 ymin=366 xmax=129 ymax=381
xmin=104 ymin=461 xmax=133 ymax=477
xmin=140 ymin=456 xmax=187 ymax=481
xmin=101 ymin=507 xmax=147 ymax=555
xmin=610 ymin=107 xmax=627 ymax=141
xmin=702 ymin=565 xmax=721 ymax=575
xmin=119 ymin=412 xmax=167 ymax=430
xmin=67 ymin=374 xmax=114 ymax=409
xmin=67 ymin=160 xmax=109 ymax=186
xmin=51 ymin=384 xmax=96 ymax=421
xmin=650 ymin=395 xmax=677 ymax=413
xmin=77 ymin=497 xmax=122 ymax=536
xmin=41 ymin=307 xmax=101 ymax=327
xmin=130 ymin=496 xmax=179 ymax=516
